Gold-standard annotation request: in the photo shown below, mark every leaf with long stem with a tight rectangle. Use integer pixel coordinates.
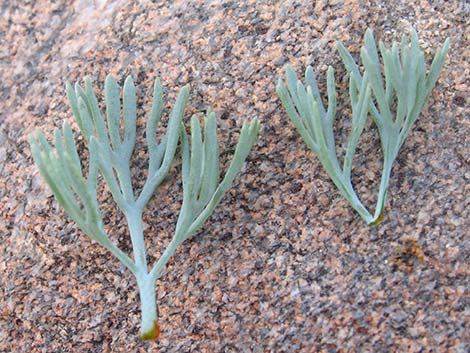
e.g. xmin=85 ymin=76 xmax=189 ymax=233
xmin=29 ymin=75 xmax=259 ymax=341
xmin=278 ymin=27 xmax=448 ymax=224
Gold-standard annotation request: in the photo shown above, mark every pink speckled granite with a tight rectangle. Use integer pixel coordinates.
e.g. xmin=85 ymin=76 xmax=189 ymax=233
xmin=1 ymin=1 xmax=469 ymax=352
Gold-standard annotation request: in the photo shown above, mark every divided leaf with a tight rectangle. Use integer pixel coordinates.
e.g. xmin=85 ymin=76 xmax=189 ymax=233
xmin=278 ymin=28 xmax=448 ymax=224
xmin=29 ymin=74 xmax=258 ymax=340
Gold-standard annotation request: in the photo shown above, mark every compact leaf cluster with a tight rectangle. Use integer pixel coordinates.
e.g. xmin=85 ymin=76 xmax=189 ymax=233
xmin=277 ymin=29 xmax=449 ymax=224
xmin=29 ymin=76 xmax=259 ymax=339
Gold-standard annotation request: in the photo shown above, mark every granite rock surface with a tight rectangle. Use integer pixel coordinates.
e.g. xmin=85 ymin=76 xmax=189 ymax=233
xmin=1 ymin=1 xmax=469 ymax=352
